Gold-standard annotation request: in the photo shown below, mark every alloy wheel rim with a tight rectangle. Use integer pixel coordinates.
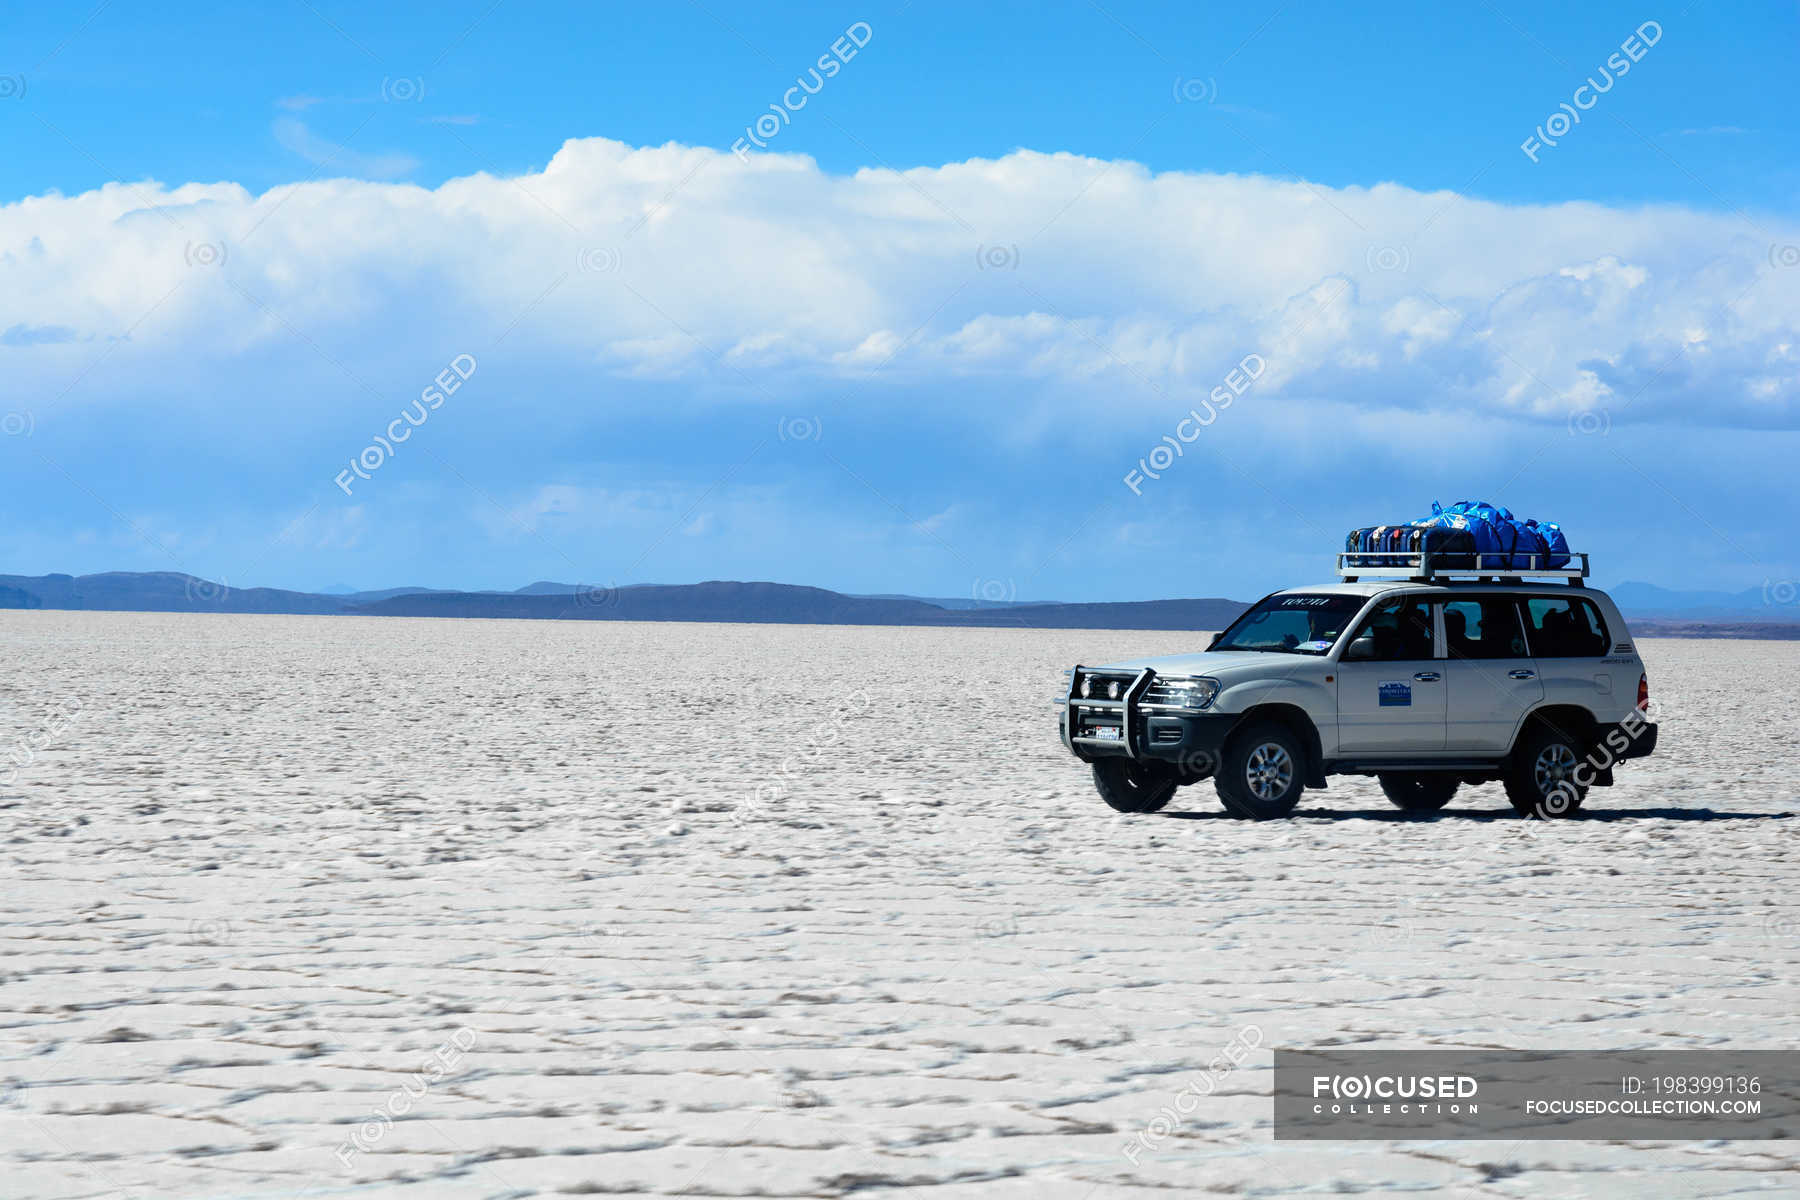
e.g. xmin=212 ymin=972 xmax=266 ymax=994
xmin=1245 ymin=743 xmax=1294 ymax=802
xmin=1533 ymin=743 xmax=1580 ymax=797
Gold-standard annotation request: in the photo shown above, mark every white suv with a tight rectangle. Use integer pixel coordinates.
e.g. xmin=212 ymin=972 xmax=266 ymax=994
xmin=1060 ymin=555 xmax=1656 ymax=820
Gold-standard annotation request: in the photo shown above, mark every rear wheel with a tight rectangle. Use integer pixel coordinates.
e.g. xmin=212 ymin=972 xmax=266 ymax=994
xmin=1215 ymin=722 xmax=1304 ymax=820
xmin=1092 ymin=760 xmax=1178 ymax=814
xmin=1379 ymin=773 xmax=1459 ymax=812
xmin=1505 ymin=726 xmax=1589 ymax=818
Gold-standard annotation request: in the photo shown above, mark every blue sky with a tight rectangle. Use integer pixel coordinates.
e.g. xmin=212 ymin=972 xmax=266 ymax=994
xmin=7 ymin=2 xmax=1795 ymax=210
xmin=2 ymin=1 xmax=1798 ymax=601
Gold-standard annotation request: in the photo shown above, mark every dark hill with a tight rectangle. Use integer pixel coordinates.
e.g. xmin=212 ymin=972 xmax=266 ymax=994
xmin=5 ymin=570 xmax=1797 ymax=637
xmin=352 ymin=581 xmax=1249 ymax=630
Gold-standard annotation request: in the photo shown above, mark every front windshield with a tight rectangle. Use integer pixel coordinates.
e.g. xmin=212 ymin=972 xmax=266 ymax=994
xmin=1213 ymin=593 xmax=1365 ymax=655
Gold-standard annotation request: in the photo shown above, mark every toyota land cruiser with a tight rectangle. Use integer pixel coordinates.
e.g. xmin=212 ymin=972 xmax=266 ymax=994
xmin=1060 ymin=549 xmax=1657 ymax=819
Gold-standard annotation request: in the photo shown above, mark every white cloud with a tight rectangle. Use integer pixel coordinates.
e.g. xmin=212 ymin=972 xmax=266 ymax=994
xmin=2 ymin=136 xmax=1797 ymax=433
xmin=271 ymin=118 xmax=419 ymax=180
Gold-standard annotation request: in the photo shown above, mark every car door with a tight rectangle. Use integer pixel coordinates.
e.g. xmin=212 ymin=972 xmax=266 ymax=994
xmin=1521 ymin=593 xmax=1616 ymax=715
xmin=1334 ymin=595 xmax=1447 ymax=754
xmin=1440 ymin=595 xmax=1544 ymax=753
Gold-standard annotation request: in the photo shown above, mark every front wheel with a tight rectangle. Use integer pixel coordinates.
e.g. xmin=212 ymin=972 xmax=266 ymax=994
xmin=1379 ymin=773 xmax=1459 ymax=812
xmin=1215 ymin=722 xmax=1304 ymax=820
xmin=1091 ymin=760 xmax=1178 ymax=814
xmin=1504 ymin=726 xmax=1589 ymax=818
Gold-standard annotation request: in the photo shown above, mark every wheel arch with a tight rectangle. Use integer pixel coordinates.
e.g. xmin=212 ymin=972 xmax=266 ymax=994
xmin=1230 ymin=702 xmax=1326 ymax=788
xmin=1510 ymin=704 xmax=1600 ymax=759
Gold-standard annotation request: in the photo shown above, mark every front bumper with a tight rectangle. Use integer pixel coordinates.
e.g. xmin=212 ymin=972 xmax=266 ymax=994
xmin=1061 ymin=706 xmax=1237 ymax=767
xmin=1061 ymin=666 xmax=1236 ymax=769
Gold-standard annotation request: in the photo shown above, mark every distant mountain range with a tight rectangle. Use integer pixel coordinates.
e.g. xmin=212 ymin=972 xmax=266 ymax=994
xmin=1 ymin=572 xmax=1795 ymax=637
xmin=0 ymin=572 xmax=1248 ymax=631
xmin=1605 ymin=581 xmax=1798 ymax=623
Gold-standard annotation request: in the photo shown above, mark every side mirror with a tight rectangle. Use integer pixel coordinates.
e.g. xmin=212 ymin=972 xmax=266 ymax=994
xmin=1206 ymin=633 xmax=1221 ymax=650
xmin=1343 ymin=633 xmax=1376 ymax=662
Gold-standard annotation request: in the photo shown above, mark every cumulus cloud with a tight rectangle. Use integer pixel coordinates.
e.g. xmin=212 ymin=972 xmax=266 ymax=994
xmin=1 ymin=136 xmax=1794 ymax=438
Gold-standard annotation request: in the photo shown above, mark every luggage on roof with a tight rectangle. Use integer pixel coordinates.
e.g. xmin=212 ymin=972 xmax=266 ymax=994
xmin=1340 ymin=501 xmax=1579 ymax=578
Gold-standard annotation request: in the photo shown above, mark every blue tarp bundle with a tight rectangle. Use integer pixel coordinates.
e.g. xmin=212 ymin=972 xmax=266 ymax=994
xmin=1347 ymin=502 xmax=1571 ymax=569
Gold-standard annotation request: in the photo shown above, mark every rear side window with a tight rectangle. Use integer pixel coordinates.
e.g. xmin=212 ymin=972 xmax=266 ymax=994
xmin=1443 ymin=597 xmax=1529 ymax=660
xmin=1523 ymin=596 xmax=1610 ymax=658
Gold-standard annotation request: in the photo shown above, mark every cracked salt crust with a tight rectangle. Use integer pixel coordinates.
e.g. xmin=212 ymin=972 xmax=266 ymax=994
xmin=0 ymin=611 xmax=1795 ymax=1198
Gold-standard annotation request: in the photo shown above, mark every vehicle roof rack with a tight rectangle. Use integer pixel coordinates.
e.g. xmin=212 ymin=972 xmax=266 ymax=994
xmin=1337 ymin=550 xmax=1590 ymax=586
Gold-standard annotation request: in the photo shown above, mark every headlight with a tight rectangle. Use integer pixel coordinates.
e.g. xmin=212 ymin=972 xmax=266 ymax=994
xmin=1155 ymin=676 xmax=1221 ymax=709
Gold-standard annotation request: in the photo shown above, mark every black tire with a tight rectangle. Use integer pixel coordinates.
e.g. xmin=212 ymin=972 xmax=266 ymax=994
xmin=1214 ymin=721 xmax=1305 ymax=820
xmin=1505 ymin=725 xmax=1589 ymax=818
xmin=1379 ymin=773 xmax=1459 ymax=812
xmin=1092 ymin=760 xmax=1178 ymax=814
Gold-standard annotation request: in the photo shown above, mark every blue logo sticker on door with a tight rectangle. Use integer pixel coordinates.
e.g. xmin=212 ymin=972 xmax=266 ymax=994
xmin=1379 ymin=682 xmax=1412 ymax=707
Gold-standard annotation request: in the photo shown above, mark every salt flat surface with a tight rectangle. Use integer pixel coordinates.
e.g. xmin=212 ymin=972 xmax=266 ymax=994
xmin=0 ymin=611 xmax=1795 ymax=1199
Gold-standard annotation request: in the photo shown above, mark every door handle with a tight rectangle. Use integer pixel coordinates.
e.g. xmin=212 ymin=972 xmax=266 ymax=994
xmin=1413 ymin=671 xmax=1441 ymax=682
xmin=1509 ymin=669 xmax=1536 ymax=680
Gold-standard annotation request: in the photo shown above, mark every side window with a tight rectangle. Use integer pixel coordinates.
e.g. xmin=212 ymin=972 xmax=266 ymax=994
xmin=1443 ymin=597 xmax=1529 ymax=660
xmin=1350 ymin=597 xmax=1435 ymax=661
xmin=1524 ymin=596 xmax=1610 ymax=658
